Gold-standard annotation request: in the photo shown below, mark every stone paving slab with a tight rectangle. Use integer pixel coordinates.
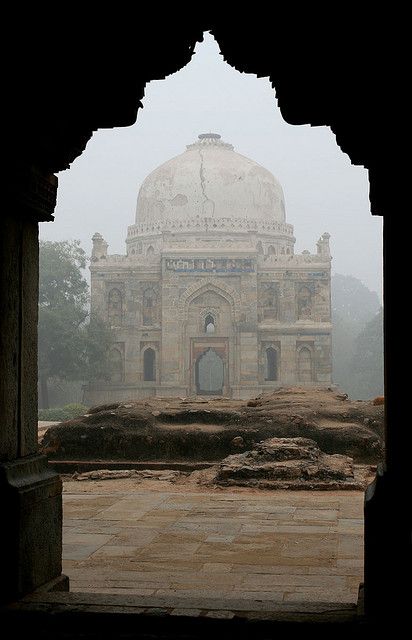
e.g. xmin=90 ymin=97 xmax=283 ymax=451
xmin=62 ymin=479 xmax=364 ymax=605
xmin=19 ymin=589 xmax=359 ymax=619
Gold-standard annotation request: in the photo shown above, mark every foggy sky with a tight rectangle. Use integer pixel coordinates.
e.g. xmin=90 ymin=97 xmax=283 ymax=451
xmin=40 ymin=33 xmax=383 ymax=299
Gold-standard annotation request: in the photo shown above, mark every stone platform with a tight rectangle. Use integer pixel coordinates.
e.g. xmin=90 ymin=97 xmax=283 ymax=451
xmin=62 ymin=478 xmax=364 ymax=605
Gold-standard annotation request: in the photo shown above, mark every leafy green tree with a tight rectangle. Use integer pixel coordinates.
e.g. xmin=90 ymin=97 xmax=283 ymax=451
xmin=84 ymin=313 xmax=114 ymax=381
xmin=331 ymin=274 xmax=382 ymax=398
xmin=350 ymin=309 xmax=384 ymax=399
xmin=332 ymin=274 xmax=381 ymax=324
xmin=331 ymin=312 xmax=359 ymax=391
xmin=38 ymin=240 xmax=111 ymax=408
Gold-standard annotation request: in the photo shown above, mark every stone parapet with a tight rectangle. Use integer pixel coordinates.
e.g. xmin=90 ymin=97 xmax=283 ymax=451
xmin=127 ymin=218 xmax=294 ymax=237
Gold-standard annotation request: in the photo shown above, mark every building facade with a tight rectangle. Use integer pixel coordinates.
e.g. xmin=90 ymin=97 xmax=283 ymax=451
xmin=85 ymin=133 xmax=332 ymax=404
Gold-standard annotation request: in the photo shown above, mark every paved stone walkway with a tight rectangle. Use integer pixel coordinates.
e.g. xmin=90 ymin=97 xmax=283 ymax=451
xmin=62 ymin=480 xmax=363 ymax=606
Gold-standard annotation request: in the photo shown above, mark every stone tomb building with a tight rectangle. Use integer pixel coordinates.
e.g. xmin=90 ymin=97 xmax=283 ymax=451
xmin=85 ymin=133 xmax=332 ymax=404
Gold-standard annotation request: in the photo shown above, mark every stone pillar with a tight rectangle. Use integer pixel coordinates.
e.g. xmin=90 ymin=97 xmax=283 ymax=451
xmin=363 ymin=212 xmax=410 ymax=620
xmin=233 ymin=270 xmax=259 ymax=398
xmin=0 ymin=168 xmax=68 ymax=602
xmin=280 ymin=334 xmax=298 ymax=384
xmin=160 ymin=264 xmax=188 ymax=395
xmin=236 ymin=331 xmax=259 ymax=398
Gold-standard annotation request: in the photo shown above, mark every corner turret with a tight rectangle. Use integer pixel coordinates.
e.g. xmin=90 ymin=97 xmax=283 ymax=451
xmin=91 ymin=232 xmax=108 ymax=261
xmin=317 ymin=232 xmax=331 ymax=258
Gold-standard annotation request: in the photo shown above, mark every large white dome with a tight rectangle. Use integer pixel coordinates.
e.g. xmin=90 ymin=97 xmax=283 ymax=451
xmin=135 ymin=134 xmax=286 ymax=231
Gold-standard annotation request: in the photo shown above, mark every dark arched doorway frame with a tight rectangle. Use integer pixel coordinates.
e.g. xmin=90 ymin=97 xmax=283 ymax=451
xmin=195 ymin=347 xmax=224 ymax=395
xmin=2 ymin=16 xmax=404 ymax=624
xmin=143 ymin=347 xmax=156 ymax=382
xmin=265 ymin=346 xmax=278 ymax=381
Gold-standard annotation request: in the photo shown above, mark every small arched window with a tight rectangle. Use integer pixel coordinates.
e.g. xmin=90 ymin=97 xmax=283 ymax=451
xmin=143 ymin=287 xmax=158 ymax=325
xmin=143 ymin=348 xmax=156 ymax=381
xmin=298 ymin=347 xmax=312 ymax=382
xmin=109 ymin=348 xmax=123 ymax=382
xmin=146 ymin=245 xmax=155 ymax=256
xmin=108 ymin=288 xmax=122 ymax=325
xmin=260 ymin=283 xmax=278 ymax=320
xmin=267 ymin=245 xmax=276 ymax=255
xmin=298 ymin=286 xmax=312 ymax=319
xmin=265 ymin=347 xmax=278 ymax=381
xmin=204 ymin=314 xmax=215 ymax=334
xmin=256 ymin=241 xmax=264 ymax=254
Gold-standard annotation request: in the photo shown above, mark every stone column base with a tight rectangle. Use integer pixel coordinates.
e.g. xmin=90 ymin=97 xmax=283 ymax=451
xmin=0 ymin=454 xmax=66 ymax=602
xmin=35 ymin=575 xmax=70 ymax=593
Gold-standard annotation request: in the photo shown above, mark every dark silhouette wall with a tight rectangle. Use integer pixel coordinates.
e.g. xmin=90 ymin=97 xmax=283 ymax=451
xmin=2 ymin=10 xmax=409 ymax=628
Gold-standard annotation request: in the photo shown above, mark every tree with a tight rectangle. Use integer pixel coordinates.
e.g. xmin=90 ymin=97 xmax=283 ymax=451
xmin=332 ymin=274 xmax=381 ymax=325
xmin=331 ymin=274 xmax=382 ymax=398
xmin=350 ymin=309 xmax=384 ymax=399
xmin=38 ymin=240 xmax=111 ymax=408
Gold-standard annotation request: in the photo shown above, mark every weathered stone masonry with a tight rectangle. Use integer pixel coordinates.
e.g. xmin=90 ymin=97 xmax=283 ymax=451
xmin=85 ymin=133 xmax=332 ymax=403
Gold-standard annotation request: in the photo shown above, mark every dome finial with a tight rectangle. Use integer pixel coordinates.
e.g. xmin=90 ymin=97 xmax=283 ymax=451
xmin=198 ymin=132 xmax=221 ymax=140
xmin=187 ymin=134 xmax=233 ymax=152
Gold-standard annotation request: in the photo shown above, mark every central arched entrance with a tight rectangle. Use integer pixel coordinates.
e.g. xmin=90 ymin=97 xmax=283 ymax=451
xmin=195 ymin=347 xmax=224 ymax=394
